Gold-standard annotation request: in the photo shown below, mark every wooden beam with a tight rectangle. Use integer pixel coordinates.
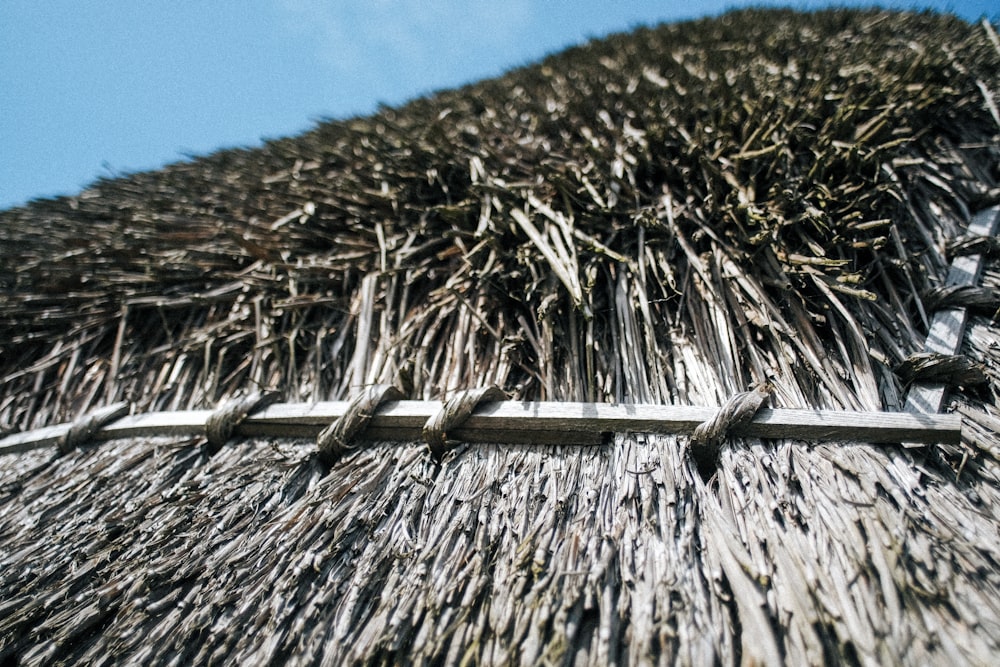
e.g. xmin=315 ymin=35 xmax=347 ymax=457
xmin=905 ymin=205 xmax=1000 ymax=415
xmin=0 ymin=401 xmax=962 ymax=456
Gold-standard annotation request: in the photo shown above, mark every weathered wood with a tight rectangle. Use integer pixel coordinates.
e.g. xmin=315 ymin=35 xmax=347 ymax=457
xmin=0 ymin=424 xmax=74 ymax=454
xmin=905 ymin=205 xmax=1000 ymax=415
xmin=0 ymin=401 xmax=963 ymax=455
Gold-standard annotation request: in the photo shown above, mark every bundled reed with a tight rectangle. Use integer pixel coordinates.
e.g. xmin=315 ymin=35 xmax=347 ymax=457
xmin=1 ymin=8 xmax=1000 ymax=665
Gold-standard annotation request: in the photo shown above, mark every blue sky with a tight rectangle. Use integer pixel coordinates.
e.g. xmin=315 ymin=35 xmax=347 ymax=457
xmin=1 ymin=1 xmax=996 ymax=209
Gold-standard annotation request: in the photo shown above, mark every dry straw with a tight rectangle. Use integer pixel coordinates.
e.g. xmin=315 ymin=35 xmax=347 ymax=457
xmin=2 ymin=8 xmax=1000 ymax=665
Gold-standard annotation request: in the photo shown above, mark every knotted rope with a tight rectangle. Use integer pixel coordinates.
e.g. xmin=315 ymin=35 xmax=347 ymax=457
xmin=423 ymin=386 xmax=508 ymax=460
xmin=947 ymin=233 xmax=1000 ymax=258
xmin=896 ymin=353 xmax=988 ymax=388
xmin=57 ymin=402 xmax=131 ymax=456
xmin=923 ymin=285 xmax=1000 ymax=314
xmin=691 ymin=383 xmax=772 ymax=449
xmin=317 ymin=384 xmax=403 ymax=465
xmin=205 ymin=391 xmax=280 ymax=454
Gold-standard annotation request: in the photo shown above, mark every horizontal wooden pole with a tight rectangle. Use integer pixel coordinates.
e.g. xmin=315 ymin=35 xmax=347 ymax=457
xmin=0 ymin=400 xmax=962 ymax=456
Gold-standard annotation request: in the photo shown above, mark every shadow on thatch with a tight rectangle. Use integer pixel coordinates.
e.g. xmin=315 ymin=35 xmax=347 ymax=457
xmin=2 ymin=8 xmax=1000 ymax=665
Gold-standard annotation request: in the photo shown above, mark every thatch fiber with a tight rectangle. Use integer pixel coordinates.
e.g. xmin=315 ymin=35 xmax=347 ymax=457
xmin=2 ymin=8 xmax=1000 ymax=665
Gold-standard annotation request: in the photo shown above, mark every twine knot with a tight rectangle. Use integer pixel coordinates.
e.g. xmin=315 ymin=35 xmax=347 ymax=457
xmin=423 ymin=386 xmax=508 ymax=460
xmin=691 ymin=383 xmax=772 ymax=449
xmin=58 ymin=402 xmax=131 ymax=456
xmin=947 ymin=233 xmax=1000 ymax=259
xmin=317 ymin=384 xmax=403 ymax=465
xmin=896 ymin=353 xmax=988 ymax=388
xmin=205 ymin=391 xmax=280 ymax=454
xmin=922 ymin=285 xmax=999 ymax=314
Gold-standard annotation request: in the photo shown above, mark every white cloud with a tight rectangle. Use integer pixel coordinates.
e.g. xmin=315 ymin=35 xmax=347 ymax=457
xmin=275 ymin=0 xmax=533 ymax=105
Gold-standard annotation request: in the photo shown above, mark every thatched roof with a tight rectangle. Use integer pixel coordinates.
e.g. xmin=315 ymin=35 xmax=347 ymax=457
xmin=2 ymin=8 xmax=1000 ymax=665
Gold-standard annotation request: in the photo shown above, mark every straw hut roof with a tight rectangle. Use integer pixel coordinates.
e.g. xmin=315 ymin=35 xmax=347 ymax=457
xmin=2 ymin=8 xmax=1000 ymax=665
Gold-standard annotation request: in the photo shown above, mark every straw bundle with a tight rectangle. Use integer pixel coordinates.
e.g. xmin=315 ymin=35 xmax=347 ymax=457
xmin=2 ymin=8 xmax=999 ymax=665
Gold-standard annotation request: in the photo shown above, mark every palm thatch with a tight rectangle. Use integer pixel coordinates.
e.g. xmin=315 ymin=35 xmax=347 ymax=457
xmin=2 ymin=8 xmax=1000 ymax=665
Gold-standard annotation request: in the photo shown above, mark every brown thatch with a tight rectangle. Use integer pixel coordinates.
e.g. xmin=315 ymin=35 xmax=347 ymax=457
xmin=2 ymin=8 xmax=1000 ymax=665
